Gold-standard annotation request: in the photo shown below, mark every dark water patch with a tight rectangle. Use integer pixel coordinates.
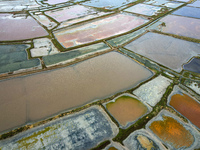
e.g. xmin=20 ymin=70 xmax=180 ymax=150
xmin=183 ymin=58 xmax=200 ymax=73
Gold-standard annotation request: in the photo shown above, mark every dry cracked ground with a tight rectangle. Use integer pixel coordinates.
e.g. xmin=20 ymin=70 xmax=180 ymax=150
xmin=0 ymin=0 xmax=200 ymax=149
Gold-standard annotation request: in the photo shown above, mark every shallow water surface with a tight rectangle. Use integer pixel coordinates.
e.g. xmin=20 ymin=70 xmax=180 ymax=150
xmin=183 ymin=58 xmax=200 ymax=73
xmin=0 ymin=44 xmax=41 ymax=74
xmin=172 ymin=6 xmax=200 ymax=19
xmin=187 ymin=0 xmax=200 ymax=7
xmin=136 ymin=135 xmax=158 ymax=150
xmin=81 ymin=0 xmax=137 ymax=10
xmin=123 ymin=129 xmax=166 ymax=150
xmin=144 ymin=0 xmax=183 ymax=8
xmin=0 ymin=52 xmax=153 ymax=132
xmin=42 ymin=0 xmax=82 ymax=5
xmin=54 ymin=13 xmax=148 ymax=48
xmin=159 ymin=15 xmax=200 ymax=39
xmin=169 ymin=93 xmax=200 ymax=128
xmin=106 ymin=95 xmax=148 ymax=127
xmin=45 ymin=5 xmax=99 ymax=22
xmin=0 ymin=14 xmax=48 ymax=41
xmin=124 ymin=4 xmax=163 ymax=16
xmin=125 ymin=32 xmax=200 ymax=72
xmin=149 ymin=115 xmax=194 ymax=149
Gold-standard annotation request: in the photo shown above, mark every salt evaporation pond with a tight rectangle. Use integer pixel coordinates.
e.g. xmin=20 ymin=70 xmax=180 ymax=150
xmin=187 ymin=0 xmax=200 ymax=7
xmin=0 ymin=106 xmax=118 ymax=150
xmin=0 ymin=51 xmax=153 ymax=133
xmin=168 ymin=86 xmax=200 ymax=129
xmin=105 ymin=94 xmax=150 ymax=127
xmin=159 ymin=15 xmax=200 ymax=39
xmin=45 ymin=5 xmax=109 ymax=29
xmin=123 ymin=129 xmax=166 ymax=150
xmin=172 ymin=6 xmax=200 ymax=19
xmin=45 ymin=5 xmax=102 ymax=22
xmin=41 ymin=0 xmax=83 ymax=5
xmin=147 ymin=111 xmax=197 ymax=149
xmin=183 ymin=58 xmax=200 ymax=73
xmin=81 ymin=0 xmax=137 ymax=10
xmin=124 ymin=4 xmax=163 ymax=16
xmin=0 ymin=13 xmax=48 ymax=41
xmin=144 ymin=0 xmax=183 ymax=8
xmin=125 ymin=32 xmax=200 ymax=72
xmin=54 ymin=13 xmax=148 ymax=48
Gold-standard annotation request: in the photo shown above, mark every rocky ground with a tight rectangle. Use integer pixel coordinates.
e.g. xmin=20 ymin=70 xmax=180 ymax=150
xmin=0 ymin=0 xmax=200 ymax=149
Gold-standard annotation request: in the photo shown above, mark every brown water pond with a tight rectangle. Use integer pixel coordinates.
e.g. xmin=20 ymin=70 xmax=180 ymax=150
xmin=108 ymin=147 xmax=118 ymax=150
xmin=149 ymin=115 xmax=194 ymax=149
xmin=169 ymin=93 xmax=200 ymax=129
xmin=106 ymin=94 xmax=149 ymax=127
xmin=0 ymin=52 xmax=153 ymax=132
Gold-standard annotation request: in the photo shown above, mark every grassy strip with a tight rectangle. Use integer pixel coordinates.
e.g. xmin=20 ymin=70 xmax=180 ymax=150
xmin=91 ymin=140 xmax=111 ymax=150
xmin=99 ymin=104 xmax=120 ymax=127
xmin=0 ymin=103 xmax=100 ymax=140
xmin=118 ymin=48 xmax=160 ymax=74
xmin=152 ymin=30 xmax=200 ymax=43
xmin=0 ymin=46 xmax=113 ymax=81
xmin=25 ymin=40 xmax=35 ymax=59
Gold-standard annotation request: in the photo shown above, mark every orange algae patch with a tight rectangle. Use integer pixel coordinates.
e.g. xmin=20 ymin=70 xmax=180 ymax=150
xmin=170 ymin=93 xmax=200 ymax=128
xmin=106 ymin=96 xmax=148 ymax=126
xmin=149 ymin=116 xmax=194 ymax=149
xmin=108 ymin=147 xmax=118 ymax=150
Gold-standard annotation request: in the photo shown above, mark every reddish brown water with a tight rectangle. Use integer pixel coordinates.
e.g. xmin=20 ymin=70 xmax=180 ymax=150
xmin=170 ymin=93 xmax=200 ymax=128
